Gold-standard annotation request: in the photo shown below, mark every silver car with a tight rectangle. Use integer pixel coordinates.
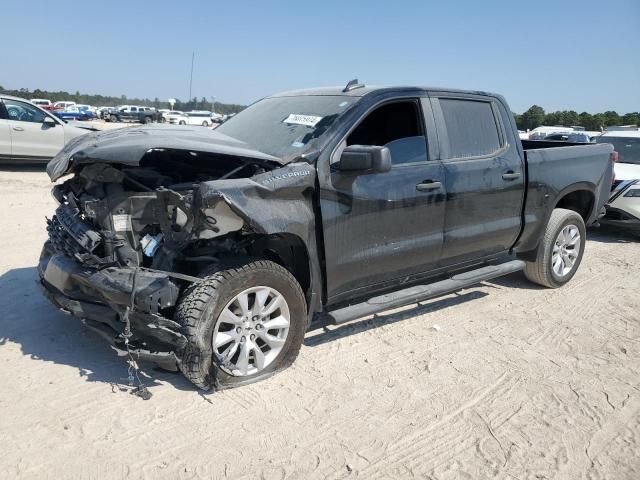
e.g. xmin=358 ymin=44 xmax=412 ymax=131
xmin=0 ymin=94 xmax=90 ymax=163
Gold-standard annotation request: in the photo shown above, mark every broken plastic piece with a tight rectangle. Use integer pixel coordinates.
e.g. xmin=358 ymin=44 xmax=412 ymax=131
xmin=140 ymin=233 xmax=163 ymax=257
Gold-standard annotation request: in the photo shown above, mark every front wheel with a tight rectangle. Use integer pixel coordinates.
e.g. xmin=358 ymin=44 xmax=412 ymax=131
xmin=523 ymin=208 xmax=586 ymax=288
xmin=109 ymin=114 xmax=118 ymax=122
xmin=179 ymin=120 xmax=186 ymax=125
xmin=176 ymin=260 xmax=307 ymax=390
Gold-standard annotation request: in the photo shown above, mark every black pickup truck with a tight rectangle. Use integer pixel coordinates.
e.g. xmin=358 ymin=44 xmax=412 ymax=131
xmin=107 ymin=106 xmax=160 ymax=124
xmin=39 ymin=82 xmax=614 ymax=389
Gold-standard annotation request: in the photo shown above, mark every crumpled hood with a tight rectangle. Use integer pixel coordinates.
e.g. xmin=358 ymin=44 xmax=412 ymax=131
xmin=47 ymin=124 xmax=284 ymax=181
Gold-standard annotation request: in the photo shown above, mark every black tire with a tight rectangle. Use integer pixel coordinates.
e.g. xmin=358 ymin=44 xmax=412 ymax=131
xmin=179 ymin=120 xmax=186 ymax=125
xmin=176 ymin=260 xmax=307 ymax=390
xmin=144 ymin=116 xmax=153 ymax=124
xmin=523 ymin=208 xmax=586 ymax=288
xmin=202 ymin=121 xmax=208 ymax=127
xmin=110 ymin=114 xmax=118 ymax=123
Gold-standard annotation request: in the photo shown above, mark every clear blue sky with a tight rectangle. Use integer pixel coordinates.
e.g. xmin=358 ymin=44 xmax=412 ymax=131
xmin=1 ymin=0 xmax=638 ymax=113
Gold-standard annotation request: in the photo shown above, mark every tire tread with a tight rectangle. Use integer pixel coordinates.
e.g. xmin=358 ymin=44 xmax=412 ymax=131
xmin=524 ymin=208 xmax=585 ymax=288
xmin=176 ymin=260 xmax=305 ymax=390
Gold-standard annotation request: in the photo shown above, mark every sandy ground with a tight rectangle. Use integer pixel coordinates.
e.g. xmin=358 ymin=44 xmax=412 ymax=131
xmin=0 ymin=167 xmax=639 ymax=480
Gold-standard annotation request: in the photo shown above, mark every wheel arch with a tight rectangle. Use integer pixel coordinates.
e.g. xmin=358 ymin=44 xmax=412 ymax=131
xmin=516 ymin=182 xmax=595 ymax=262
xmin=553 ymin=183 xmax=596 ymax=222
xmin=243 ymin=233 xmax=312 ymax=304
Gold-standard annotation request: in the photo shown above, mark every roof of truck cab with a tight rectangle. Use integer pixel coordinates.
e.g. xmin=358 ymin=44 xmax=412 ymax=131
xmin=269 ymin=85 xmax=496 ymax=98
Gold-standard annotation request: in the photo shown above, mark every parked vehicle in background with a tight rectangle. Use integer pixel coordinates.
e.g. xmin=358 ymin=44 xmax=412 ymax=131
xmin=39 ymin=83 xmax=614 ymax=389
xmin=96 ymin=107 xmax=114 ymax=119
xmin=544 ymin=132 xmax=592 ymax=143
xmin=0 ymin=94 xmax=89 ymax=163
xmin=595 ymin=130 xmax=640 ymax=233
xmin=107 ymin=106 xmax=160 ymax=124
xmin=158 ymin=109 xmax=170 ymax=123
xmin=183 ymin=111 xmax=220 ymax=126
xmin=53 ymin=101 xmax=76 ymax=110
xmin=528 ymin=126 xmax=574 ymax=140
xmin=218 ymin=113 xmax=236 ymax=124
xmin=167 ymin=110 xmax=187 ymax=124
xmin=52 ymin=105 xmax=94 ymax=121
xmin=30 ymin=99 xmax=55 ymax=110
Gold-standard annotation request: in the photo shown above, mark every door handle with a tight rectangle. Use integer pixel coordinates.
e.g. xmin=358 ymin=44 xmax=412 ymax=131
xmin=502 ymin=171 xmax=521 ymax=181
xmin=416 ymin=180 xmax=442 ymax=192
xmin=12 ymin=126 xmax=24 ymax=132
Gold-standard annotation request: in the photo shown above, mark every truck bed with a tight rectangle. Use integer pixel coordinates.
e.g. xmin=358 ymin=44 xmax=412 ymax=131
xmin=521 ymin=139 xmax=590 ymax=150
xmin=514 ymin=141 xmax=614 ymax=254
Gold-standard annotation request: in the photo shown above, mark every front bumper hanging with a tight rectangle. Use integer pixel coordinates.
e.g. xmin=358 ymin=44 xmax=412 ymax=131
xmin=38 ymin=242 xmax=187 ymax=370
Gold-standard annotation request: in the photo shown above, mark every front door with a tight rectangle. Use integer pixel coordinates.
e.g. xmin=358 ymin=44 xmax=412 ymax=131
xmin=319 ymin=98 xmax=446 ymax=304
xmin=0 ymin=101 xmax=11 ymax=159
xmin=2 ymin=98 xmax=65 ymax=161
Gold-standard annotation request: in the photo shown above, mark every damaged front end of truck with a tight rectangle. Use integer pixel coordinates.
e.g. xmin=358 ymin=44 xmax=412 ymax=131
xmin=38 ymin=126 xmax=319 ymax=375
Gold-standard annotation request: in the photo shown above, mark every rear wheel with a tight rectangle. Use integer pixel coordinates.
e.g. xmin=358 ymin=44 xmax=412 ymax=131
xmin=524 ymin=208 xmax=586 ymax=288
xmin=202 ymin=120 xmax=208 ymax=127
xmin=176 ymin=260 xmax=307 ymax=390
xmin=179 ymin=120 xmax=186 ymax=125
xmin=144 ymin=116 xmax=153 ymax=124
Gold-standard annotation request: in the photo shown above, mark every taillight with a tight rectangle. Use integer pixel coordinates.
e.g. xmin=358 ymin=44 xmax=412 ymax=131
xmin=610 ymin=151 xmax=618 ymax=185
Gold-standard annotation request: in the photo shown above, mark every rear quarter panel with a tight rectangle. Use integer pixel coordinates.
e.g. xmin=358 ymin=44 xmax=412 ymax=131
xmin=515 ymin=143 xmax=613 ymax=254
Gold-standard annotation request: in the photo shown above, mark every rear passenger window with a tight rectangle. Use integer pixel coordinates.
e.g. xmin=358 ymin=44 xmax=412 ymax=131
xmin=439 ymin=98 xmax=501 ymax=158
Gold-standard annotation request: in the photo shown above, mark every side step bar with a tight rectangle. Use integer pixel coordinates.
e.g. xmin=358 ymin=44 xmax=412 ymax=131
xmin=324 ymin=260 xmax=525 ymax=325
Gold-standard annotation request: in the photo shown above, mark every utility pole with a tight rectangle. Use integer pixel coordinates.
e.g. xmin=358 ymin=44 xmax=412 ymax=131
xmin=188 ymin=51 xmax=195 ymax=103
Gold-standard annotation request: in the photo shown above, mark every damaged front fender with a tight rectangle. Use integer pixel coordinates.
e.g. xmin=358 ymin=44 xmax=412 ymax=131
xmin=197 ymin=162 xmax=323 ymax=317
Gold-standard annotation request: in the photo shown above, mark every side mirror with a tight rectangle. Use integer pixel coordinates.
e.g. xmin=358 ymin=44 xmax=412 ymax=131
xmin=336 ymin=145 xmax=392 ymax=173
xmin=43 ymin=117 xmax=57 ymax=127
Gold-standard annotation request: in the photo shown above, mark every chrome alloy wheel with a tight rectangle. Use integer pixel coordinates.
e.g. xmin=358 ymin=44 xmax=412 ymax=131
xmin=212 ymin=286 xmax=290 ymax=376
xmin=552 ymin=225 xmax=581 ymax=277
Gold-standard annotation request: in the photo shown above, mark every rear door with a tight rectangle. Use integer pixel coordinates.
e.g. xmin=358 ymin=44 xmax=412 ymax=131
xmin=126 ymin=107 xmax=137 ymax=121
xmin=318 ymin=95 xmax=446 ymax=303
xmin=430 ymin=94 xmax=525 ymax=265
xmin=2 ymin=98 xmax=65 ymax=161
xmin=0 ymin=100 xmax=11 ymax=160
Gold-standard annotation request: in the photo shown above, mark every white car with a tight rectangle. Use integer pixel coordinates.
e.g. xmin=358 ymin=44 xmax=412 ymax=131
xmin=158 ymin=109 xmax=171 ymax=122
xmin=53 ymin=101 xmax=76 ymax=110
xmin=167 ymin=110 xmax=187 ymax=125
xmin=30 ymin=98 xmax=52 ymax=108
xmin=184 ymin=111 xmax=218 ymax=127
xmin=595 ymin=130 xmax=640 ymax=234
xmin=0 ymin=94 xmax=90 ymax=163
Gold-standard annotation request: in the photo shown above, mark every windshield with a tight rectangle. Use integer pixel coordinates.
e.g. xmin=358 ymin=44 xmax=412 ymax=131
xmin=216 ymin=95 xmax=356 ymax=159
xmin=596 ymin=136 xmax=640 ymax=164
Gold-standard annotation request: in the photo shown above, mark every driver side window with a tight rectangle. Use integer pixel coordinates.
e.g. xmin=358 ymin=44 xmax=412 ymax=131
xmin=347 ymin=100 xmax=427 ymax=166
xmin=3 ymin=99 xmax=46 ymax=123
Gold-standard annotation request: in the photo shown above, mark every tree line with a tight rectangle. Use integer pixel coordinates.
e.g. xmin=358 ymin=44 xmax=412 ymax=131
xmin=514 ymin=105 xmax=639 ymax=132
xmin=2 ymin=86 xmax=637 ymax=130
xmin=0 ymin=86 xmax=247 ymax=115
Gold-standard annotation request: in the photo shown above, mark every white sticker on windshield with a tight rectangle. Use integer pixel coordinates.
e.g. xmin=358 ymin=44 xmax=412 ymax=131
xmin=283 ymin=114 xmax=323 ymax=127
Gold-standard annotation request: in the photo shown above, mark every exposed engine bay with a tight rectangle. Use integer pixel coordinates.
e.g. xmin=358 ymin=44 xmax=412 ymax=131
xmin=47 ymin=150 xmax=267 ymax=275
xmin=38 ymin=125 xmax=320 ymax=392
xmin=39 ymin=130 xmax=319 ymax=377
